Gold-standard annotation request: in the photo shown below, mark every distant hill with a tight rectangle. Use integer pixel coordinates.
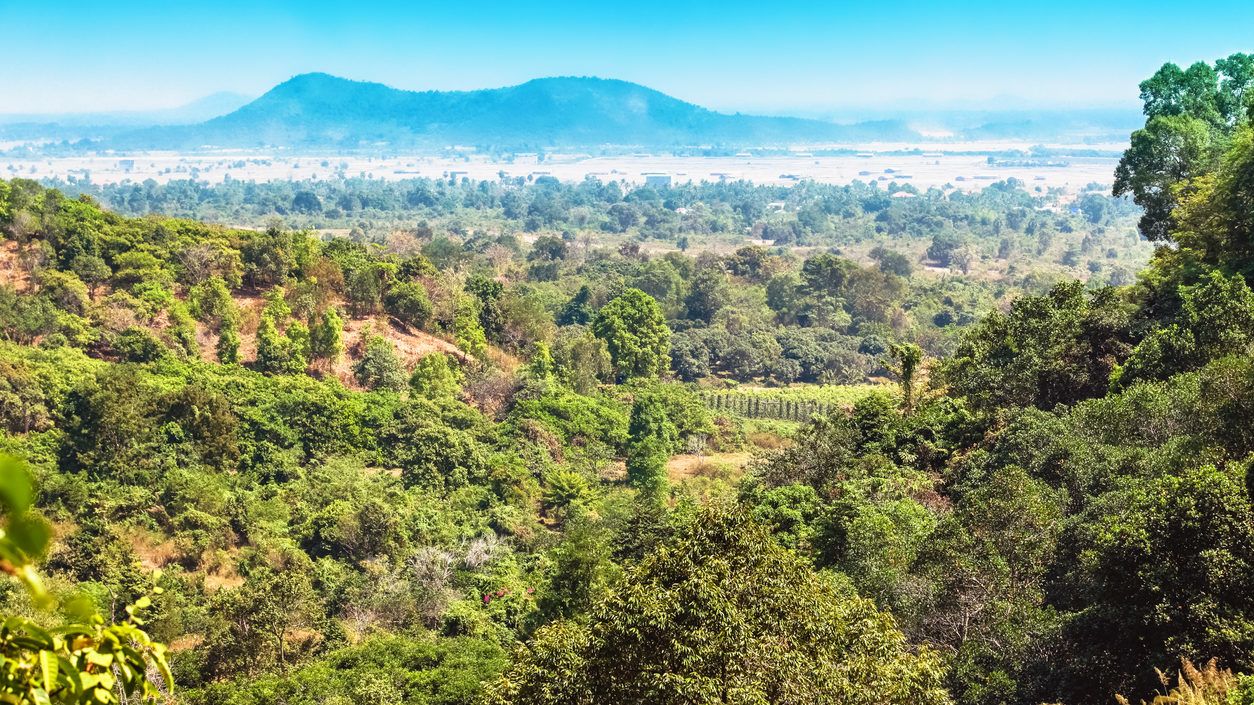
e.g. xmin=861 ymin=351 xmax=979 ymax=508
xmin=0 ymin=92 xmax=252 ymax=129
xmin=118 ymin=73 xmax=919 ymax=150
xmin=0 ymin=91 xmax=254 ymax=145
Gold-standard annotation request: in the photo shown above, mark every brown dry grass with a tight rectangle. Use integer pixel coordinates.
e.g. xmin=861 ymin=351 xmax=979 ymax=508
xmin=666 ymin=452 xmax=752 ymax=482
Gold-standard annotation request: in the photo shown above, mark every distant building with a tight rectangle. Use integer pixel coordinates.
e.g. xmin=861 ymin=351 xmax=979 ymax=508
xmin=643 ymin=173 xmax=672 ymax=189
xmin=117 ymin=159 xmax=135 ymax=172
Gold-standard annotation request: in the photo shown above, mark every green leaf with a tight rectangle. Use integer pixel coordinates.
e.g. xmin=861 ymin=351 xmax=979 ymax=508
xmin=7 ymin=513 xmax=52 ymax=559
xmin=39 ymin=649 xmax=59 ymax=688
xmin=0 ymin=455 xmax=33 ymax=514
xmin=58 ymin=655 xmax=83 ymax=695
xmin=19 ymin=621 xmax=55 ymax=650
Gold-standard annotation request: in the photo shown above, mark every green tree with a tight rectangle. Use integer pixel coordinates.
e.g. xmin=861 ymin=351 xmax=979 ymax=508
xmin=353 ymin=335 xmax=408 ymax=391
xmin=308 ymin=307 xmax=345 ymax=364
xmin=1054 ymin=464 xmax=1254 ymax=703
xmin=941 ymin=282 xmax=1134 ymax=412
xmin=592 ymin=289 xmax=670 ymax=381
xmin=256 ymin=316 xmax=306 ymax=375
xmin=684 ymin=265 xmax=730 ymax=323
xmin=384 ymin=281 xmax=433 ymax=329
xmin=1114 ymin=55 xmax=1253 ymax=242
xmin=1115 ymin=270 xmax=1254 ymax=386
xmin=487 ymin=504 xmax=950 ymax=705
xmin=890 ymin=342 xmax=924 ymax=412
xmin=409 ymin=352 xmax=462 ymax=398
xmin=454 ymin=296 xmax=489 ymax=362
xmin=216 ymin=316 xmax=241 ymax=364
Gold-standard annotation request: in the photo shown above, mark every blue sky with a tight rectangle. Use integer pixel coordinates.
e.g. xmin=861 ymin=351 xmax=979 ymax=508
xmin=1 ymin=0 xmax=1252 ymax=114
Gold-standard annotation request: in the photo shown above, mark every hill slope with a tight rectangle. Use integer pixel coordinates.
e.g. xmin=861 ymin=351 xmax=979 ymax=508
xmin=121 ymin=73 xmax=916 ymax=150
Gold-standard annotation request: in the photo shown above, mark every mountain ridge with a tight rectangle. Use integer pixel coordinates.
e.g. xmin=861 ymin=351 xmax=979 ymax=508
xmin=118 ymin=72 xmax=919 ymax=150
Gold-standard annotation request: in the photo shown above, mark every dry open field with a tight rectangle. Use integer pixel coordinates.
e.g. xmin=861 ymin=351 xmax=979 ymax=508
xmin=3 ymin=141 xmax=1123 ymax=194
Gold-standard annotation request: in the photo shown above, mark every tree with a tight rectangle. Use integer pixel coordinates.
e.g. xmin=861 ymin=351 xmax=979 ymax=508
xmin=684 ymin=265 xmax=730 ymax=323
xmin=205 ymin=567 xmax=320 ymax=677
xmin=487 ymin=504 xmax=950 ymax=705
xmin=941 ymin=282 xmax=1134 ymax=412
xmin=1114 ymin=55 xmax=1254 ymax=242
xmin=527 ymin=341 xmax=556 ymax=380
xmin=188 ymin=276 xmax=236 ymax=328
xmin=409 ymin=352 xmax=462 ymax=398
xmin=466 ymin=274 xmax=506 ymax=342
xmin=624 ymin=393 xmax=677 ymax=493
xmin=1114 ymin=270 xmax=1254 ymax=386
xmin=890 ymin=343 xmax=923 ymax=412
xmin=69 ymin=253 xmax=111 ymax=297
xmin=871 ymin=246 xmax=914 ymax=277
xmin=353 ymin=335 xmax=408 ymax=391
xmin=384 ymin=281 xmax=433 ymax=329
xmin=1053 ymin=464 xmax=1254 ymax=703
xmin=454 ymin=296 xmax=489 ymax=362
xmin=309 ymin=307 xmax=344 ymax=364
xmin=256 ymin=316 xmax=307 ymax=375
xmin=216 ymin=316 xmax=241 ymax=364
xmin=558 ymin=285 xmax=596 ymax=326
xmin=592 ymin=289 xmax=670 ymax=381
xmin=552 ymin=329 xmax=613 ymax=394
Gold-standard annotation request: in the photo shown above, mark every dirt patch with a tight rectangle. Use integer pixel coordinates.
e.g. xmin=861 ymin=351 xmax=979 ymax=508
xmin=127 ymin=531 xmax=180 ymax=572
xmin=666 ymin=451 xmax=752 ymax=482
xmin=330 ymin=314 xmax=466 ymax=387
xmin=0 ymin=240 xmax=33 ymax=293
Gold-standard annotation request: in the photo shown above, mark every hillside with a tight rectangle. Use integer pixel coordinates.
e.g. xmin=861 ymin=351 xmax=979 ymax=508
xmin=118 ymin=73 xmax=917 ymax=150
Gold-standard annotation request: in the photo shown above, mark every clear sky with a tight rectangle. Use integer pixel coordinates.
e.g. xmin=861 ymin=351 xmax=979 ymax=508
xmin=1 ymin=0 xmax=1252 ymax=115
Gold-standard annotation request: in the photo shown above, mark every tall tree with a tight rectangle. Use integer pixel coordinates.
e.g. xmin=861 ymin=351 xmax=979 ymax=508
xmin=592 ymin=289 xmax=670 ymax=381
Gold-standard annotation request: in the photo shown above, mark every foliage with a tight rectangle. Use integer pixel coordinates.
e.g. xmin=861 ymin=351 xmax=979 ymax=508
xmin=592 ymin=289 xmax=670 ymax=381
xmin=487 ymin=503 xmax=951 ymax=705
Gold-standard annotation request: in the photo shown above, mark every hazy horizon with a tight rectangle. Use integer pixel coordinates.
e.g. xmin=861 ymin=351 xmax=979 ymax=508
xmin=2 ymin=0 xmax=1251 ymax=115
xmin=0 ymin=75 xmax=1145 ymax=122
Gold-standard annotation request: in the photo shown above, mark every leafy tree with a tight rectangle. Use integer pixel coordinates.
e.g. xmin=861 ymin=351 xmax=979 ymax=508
xmin=353 ymin=335 xmax=408 ymax=391
xmin=624 ymin=393 xmax=677 ymax=493
xmin=409 ymin=352 xmax=462 ymax=398
xmin=1115 ymin=270 xmax=1254 ymax=386
xmin=890 ymin=342 xmax=923 ymax=412
xmin=592 ymin=289 xmax=670 ymax=381
xmin=256 ymin=316 xmax=307 ymax=375
xmin=454 ymin=296 xmax=489 ymax=362
xmin=488 ymin=504 xmax=950 ymax=705
xmin=684 ymin=265 xmax=730 ymax=323
xmin=942 ymin=282 xmax=1134 ymax=412
xmin=308 ymin=307 xmax=344 ymax=364
xmin=216 ymin=316 xmax=241 ymax=364
xmin=188 ymin=276 xmax=236 ymax=327
xmin=466 ymin=275 xmax=506 ymax=342
xmin=384 ymin=280 xmax=433 ymax=329
xmin=552 ymin=329 xmax=613 ymax=394
xmin=1053 ymin=464 xmax=1254 ymax=703
xmin=558 ymin=285 xmax=596 ymax=326
xmin=1114 ymin=55 xmax=1254 ymax=242
xmin=205 ymin=568 xmax=320 ymax=677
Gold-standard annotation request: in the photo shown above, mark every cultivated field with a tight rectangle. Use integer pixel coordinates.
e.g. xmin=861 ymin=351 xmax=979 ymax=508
xmin=3 ymin=141 xmax=1123 ymax=194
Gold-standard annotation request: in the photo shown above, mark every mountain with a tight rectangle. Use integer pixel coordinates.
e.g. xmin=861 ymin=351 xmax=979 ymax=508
xmin=118 ymin=73 xmax=918 ymax=150
xmin=152 ymin=91 xmax=255 ymax=124
xmin=0 ymin=92 xmax=254 ymax=145
xmin=0 ymin=92 xmax=252 ymax=128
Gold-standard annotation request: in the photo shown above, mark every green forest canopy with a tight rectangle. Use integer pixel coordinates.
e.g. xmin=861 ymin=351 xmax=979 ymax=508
xmin=0 ymin=52 xmax=1253 ymax=705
